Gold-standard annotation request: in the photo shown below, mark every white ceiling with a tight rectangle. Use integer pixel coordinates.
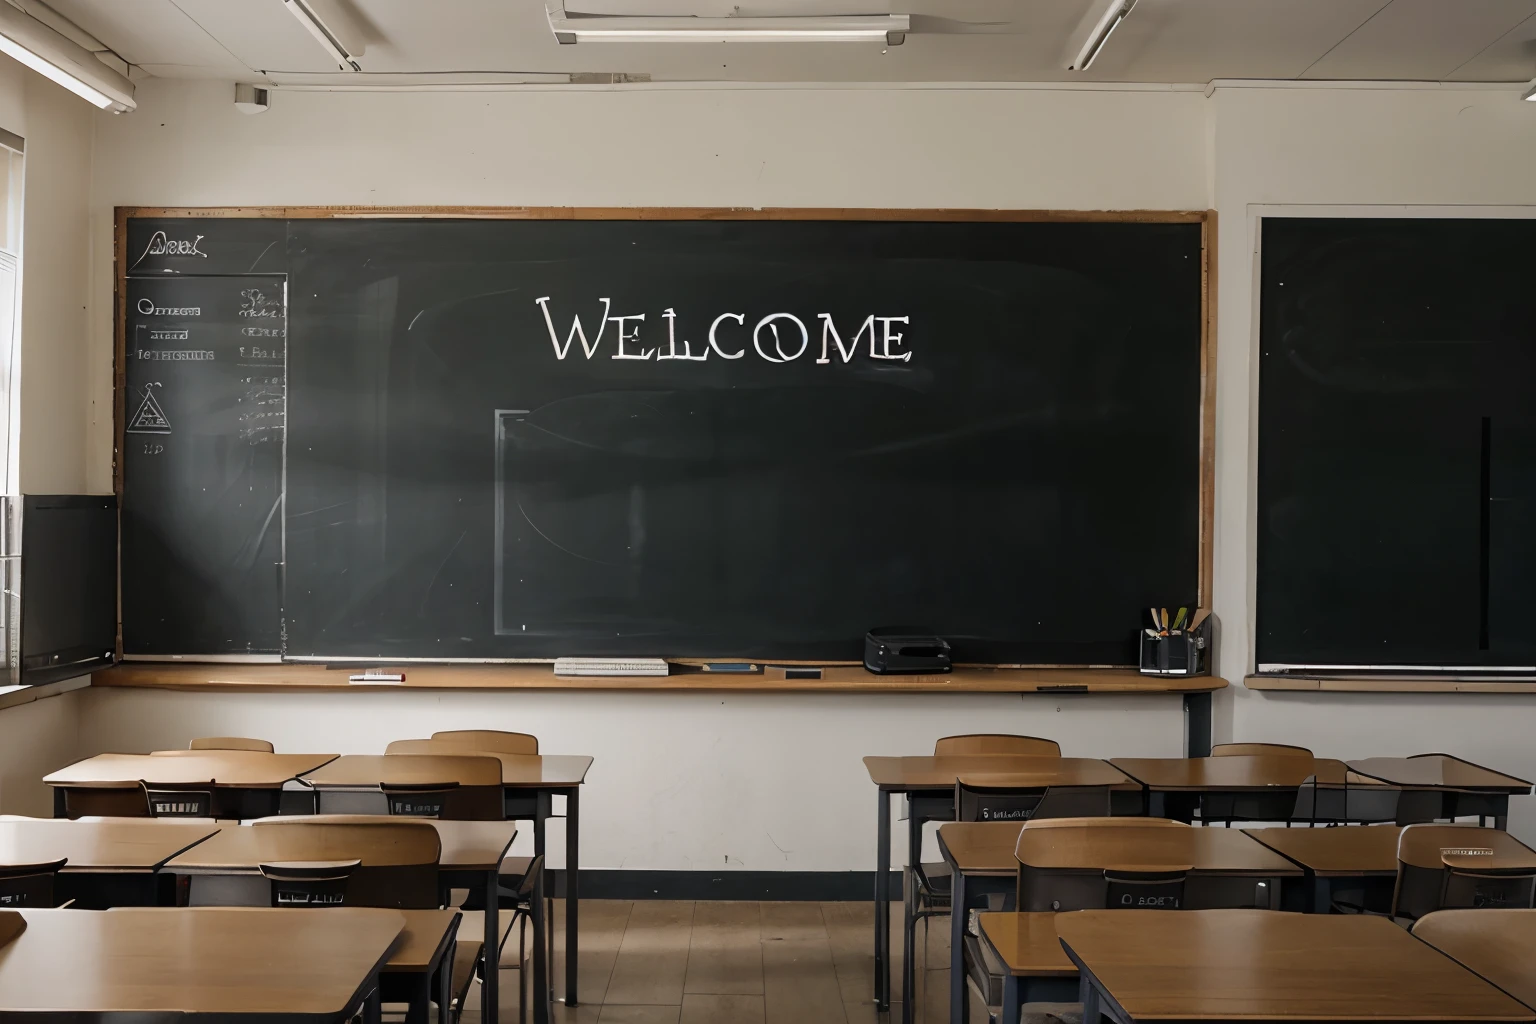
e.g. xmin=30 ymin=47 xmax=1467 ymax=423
xmin=33 ymin=0 xmax=1536 ymax=85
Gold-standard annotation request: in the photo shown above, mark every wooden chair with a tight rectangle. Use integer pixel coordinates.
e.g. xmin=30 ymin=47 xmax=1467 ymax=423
xmin=1211 ymin=742 xmax=1313 ymax=757
xmin=0 ymin=858 xmax=67 ymax=908
xmin=374 ymin=752 xmax=505 ymax=821
xmin=429 ymin=730 xmax=539 ymax=755
xmin=1104 ymin=867 xmax=1191 ymax=909
xmin=934 ymin=734 xmax=1061 ymax=757
xmin=458 ymin=855 xmax=546 ymax=1024
xmin=249 ymin=819 xmax=442 ymax=909
xmin=1392 ymin=824 xmax=1536 ymax=920
xmin=189 ymin=737 xmax=275 ymax=752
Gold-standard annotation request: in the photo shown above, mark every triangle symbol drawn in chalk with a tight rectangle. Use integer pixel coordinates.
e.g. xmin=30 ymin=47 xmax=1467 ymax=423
xmin=127 ymin=389 xmax=171 ymax=434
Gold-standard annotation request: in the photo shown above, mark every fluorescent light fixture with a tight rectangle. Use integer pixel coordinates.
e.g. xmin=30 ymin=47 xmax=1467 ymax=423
xmin=1069 ymin=0 xmax=1136 ymax=71
xmin=546 ymin=4 xmax=908 ymax=45
xmin=1523 ymin=78 xmax=1536 ymax=101
xmin=0 ymin=2 xmax=133 ymax=111
xmin=283 ymin=0 xmax=362 ymax=71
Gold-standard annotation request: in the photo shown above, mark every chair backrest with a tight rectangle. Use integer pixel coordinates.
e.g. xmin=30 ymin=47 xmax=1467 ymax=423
xmin=429 ymin=730 xmax=539 ymax=755
xmin=955 ymin=778 xmax=1041 ymax=822
xmin=1021 ymin=816 xmax=1187 ymax=831
xmin=1103 ymin=867 xmax=1190 ymax=910
xmin=259 ymin=859 xmax=360 ymax=907
xmin=1031 ymin=786 xmax=1112 ymax=820
xmin=0 ymin=858 xmax=67 ymax=908
xmin=1211 ymin=742 xmax=1313 ymax=758
xmin=142 ymin=781 xmax=215 ymax=819
xmin=934 ymin=734 xmax=1061 ymax=757
xmin=249 ymin=820 xmax=441 ymax=908
xmin=1391 ymin=824 xmax=1536 ymax=919
xmin=189 ymin=737 xmax=274 ymax=752
xmin=60 ymin=786 xmax=151 ymax=819
xmin=374 ymin=752 xmax=505 ymax=820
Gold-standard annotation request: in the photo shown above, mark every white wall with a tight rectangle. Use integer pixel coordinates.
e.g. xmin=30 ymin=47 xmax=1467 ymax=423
xmin=0 ymin=59 xmax=93 ymax=816
xmin=1209 ymin=85 xmax=1536 ymax=839
xmin=50 ymin=77 xmax=1536 ymax=865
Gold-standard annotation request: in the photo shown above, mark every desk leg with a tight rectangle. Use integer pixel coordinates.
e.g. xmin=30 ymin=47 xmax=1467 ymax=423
xmin=483 ymin=869 xmax=501 ymax=1024
xmin=901 ymin=803 xmax=919 ymax=1024
xmin=1079 ymin=975 xmax=1100 ymax=1024
xmin=439 ymin=942 xmax=454 ymax=1024
xmin=1183 ymin=690 xmax=1212 ymax=758
xmin=1000 ymin=975 xmax=1020 ymax=1024
xmin=949 ymin=868 xmax=969 ymax=1024
xmin=408 ymin=971 xmax=431 ymax=1024
xmin=532 ymin=796 xmax=551 ymax=1024
xmin=565 ymin=786 xmax=580 ymax=1007
xmin=874 ymin=789 xmax=890 ymax=1011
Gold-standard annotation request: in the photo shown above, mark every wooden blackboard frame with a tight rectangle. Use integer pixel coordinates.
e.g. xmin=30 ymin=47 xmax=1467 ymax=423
xmin=113 ymin=206 xmax=1217 ymax=665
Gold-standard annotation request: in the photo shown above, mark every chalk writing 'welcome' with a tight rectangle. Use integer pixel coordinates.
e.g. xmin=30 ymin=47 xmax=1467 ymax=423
xmin=536 ymin=298 xmax=911 ymax=364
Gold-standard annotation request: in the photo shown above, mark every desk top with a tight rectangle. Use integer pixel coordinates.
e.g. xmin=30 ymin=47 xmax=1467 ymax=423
xmin=383 ymin=910 xmax=462 ymax=973
xmin=44 ymin=752 xmax=338 ymax=789
xmin=0 ymin=819 xmax=219 ymax=874
xmin=1347 ymin=755 xmax=1532 ymax=793
xmin=244 ymin=816 xmax=519 ymax=872
xmin=975 ymin=913 xmax=1075 ymax=978
xmin=1056 ymin=909 xmax=1534 ymax=1022
xmin=1415 ymin=909 xmax=1536 ymax=1013
xmin=304 ymin=754 xmax=593 ymax=789
xmin=937 ymin=822 xmax=1026 ymax=875
xmin=1015 ymin=822 xmax=1300 ymax=875
xmin=165 ymin=820 xmax=447 ymax=873
xmin=1396 ymin=824 xmax=1536 ymax=871
xmin=0 ymin=907 xmax=403 ymax=1020
xmin=1109 ymin=755 xmax=1351 ymax=792
xmin=863 ymin=756 xmax=1133 ymax=792
xmin=1244 ymin=825 xmax=1403 ymax=877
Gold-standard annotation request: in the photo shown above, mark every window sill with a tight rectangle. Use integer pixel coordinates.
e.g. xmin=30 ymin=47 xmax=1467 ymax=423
xmin=0 ymin=676 xmax=91 ymax=713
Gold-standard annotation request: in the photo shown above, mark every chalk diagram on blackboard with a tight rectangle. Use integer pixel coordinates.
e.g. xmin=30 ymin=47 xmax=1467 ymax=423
xmin=127 ymin=384 xmax=171 ymax=434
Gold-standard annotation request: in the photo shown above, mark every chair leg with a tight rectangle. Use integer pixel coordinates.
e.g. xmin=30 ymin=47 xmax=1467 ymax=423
xmin=520 ymin=912 xmax=530 ymax=1024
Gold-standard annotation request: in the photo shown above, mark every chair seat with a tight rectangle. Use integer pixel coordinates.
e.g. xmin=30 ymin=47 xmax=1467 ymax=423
xmin=915 ymin=861 xmax=952 ymax=897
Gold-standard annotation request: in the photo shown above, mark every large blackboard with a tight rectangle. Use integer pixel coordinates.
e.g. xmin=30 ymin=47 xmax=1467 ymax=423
xmin=121 ymin=213 xmax=1207 ymax=664
xmin=1258 ymin=217 xmax=1536 ymax=671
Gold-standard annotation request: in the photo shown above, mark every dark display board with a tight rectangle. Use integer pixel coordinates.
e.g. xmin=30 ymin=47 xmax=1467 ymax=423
xmin=120 ymin=212 xmax=1209 ymax=664
xmin=1257 ymin=217 xmax=1536 ymax=670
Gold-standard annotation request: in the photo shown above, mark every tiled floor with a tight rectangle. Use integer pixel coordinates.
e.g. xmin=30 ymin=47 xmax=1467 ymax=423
xmin=464 ymin=900 xmax=965 ymax=1024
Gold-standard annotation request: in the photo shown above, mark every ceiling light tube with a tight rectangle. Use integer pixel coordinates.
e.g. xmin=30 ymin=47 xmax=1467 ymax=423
xmin=0 ymin=3 xmax=133 ymax=111
xmin=1069 ymin=0 xmax=1136 ymax=71
xmin=283 ymin=0 xmax=362 ymax=71
xmin=546 ymin=6 xmax=908 ymax=45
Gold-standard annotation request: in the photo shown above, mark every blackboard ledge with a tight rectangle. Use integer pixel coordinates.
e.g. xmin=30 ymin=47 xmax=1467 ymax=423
xmin=1246 ymin=674 xmax=1536 ymax=694
xmin=93 ymin=662 xmax=1226 ymax=695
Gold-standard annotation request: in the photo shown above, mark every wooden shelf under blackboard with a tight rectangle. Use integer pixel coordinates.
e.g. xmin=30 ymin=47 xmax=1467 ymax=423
xmin=93 ymin=663 xmax=1227 ymax=695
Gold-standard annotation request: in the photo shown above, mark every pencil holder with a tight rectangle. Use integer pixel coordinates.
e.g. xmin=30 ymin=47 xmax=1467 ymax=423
xmin=1138 ymin=615 xmax=1212 ymax=677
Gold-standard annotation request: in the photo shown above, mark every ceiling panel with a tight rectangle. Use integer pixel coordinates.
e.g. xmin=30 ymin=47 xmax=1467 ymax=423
xmin=1302 ymin=0 xmax=1536 ymax=80
xmin=1446 ymin=10 xmax=1536 ymax=79
xmin=44 ymin=0 xmax=251 ymax=75
xmin=35 ymin=0 xmax=1536 ymax=85
xmin=1099 ymin=0 xmax=1390 ymax=81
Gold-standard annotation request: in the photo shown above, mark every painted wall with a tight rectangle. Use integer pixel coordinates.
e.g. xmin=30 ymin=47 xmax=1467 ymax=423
xmin=48 ymin=77 xmax=1536 ymax=864
xmin=1208 ymin=85 xmax=1536 ymax=841
xmin=0 ymin=59 xmax=93 ymax=815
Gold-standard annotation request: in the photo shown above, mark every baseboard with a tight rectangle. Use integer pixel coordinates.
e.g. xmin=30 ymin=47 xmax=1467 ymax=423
xmin=546 ymin=869 xmax=903 ymax=901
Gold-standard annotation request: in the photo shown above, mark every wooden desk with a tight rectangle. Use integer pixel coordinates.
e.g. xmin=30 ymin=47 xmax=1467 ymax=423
xmin=938 ymin=823 xmax=1076 ymax=1024
xmin=303 ymin=753 xmax=591 ymax=1014
xmin=864 ymin=756 xmax=1135 ymax=1024
xmin=1415 ymin=909 xmax=1536 ymax=1013
xmin=45 ymin=752 xmax=338 ymax=820
xmin=1244 ymin=825 xmax=1404 ymax=878
xmin=384 ymin=909 xmax=462 ymax=1024
xmin=0 ymin=818 xmax=220 ymax=908
xmin=1109 ymin=755 xmax=1355 ymax=825
xmin=1056 ymin=908 xmax=1534 ymax=1023
xmin=973 ymin=911 xmax=1077 ymax=1024
xmin=169 ymin=820 xmax=517 ymax=1024
xmin=0 ymin=906 xmax=404 ymax=1023
xmin=1348 ymin=756 xmax=1532 ymax=829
